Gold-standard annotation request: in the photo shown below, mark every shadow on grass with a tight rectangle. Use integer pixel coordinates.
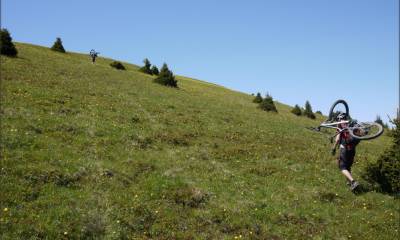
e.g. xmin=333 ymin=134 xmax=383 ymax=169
xmin=352 ymin=184 xmax=373 ymax=195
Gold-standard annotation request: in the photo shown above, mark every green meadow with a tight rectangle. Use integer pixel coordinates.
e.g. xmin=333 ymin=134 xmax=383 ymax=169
xmin=0 ymin=43 xmax=398 ymax=239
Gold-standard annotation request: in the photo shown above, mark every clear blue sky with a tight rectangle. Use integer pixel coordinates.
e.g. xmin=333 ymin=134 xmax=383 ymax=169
xmin=2 ymin=0 xmax=399 ymax=123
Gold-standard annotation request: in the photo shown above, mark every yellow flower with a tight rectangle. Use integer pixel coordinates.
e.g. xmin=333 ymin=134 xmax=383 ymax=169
xmin=64 ymin=232 xmax=68 ymax=235
xmin=3 ymin=208 xmax=8 ymax=212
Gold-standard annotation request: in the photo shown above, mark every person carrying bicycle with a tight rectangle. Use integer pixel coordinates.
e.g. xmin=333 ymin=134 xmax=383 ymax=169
xmin=90 ymin=49 xmax=99 ymax=63
xmin=331 ymin=113 xmax=361 ymax=191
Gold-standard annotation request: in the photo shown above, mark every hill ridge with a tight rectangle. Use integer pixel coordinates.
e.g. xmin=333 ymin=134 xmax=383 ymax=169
xmin=0 ymin=42 xmax=396 ymax=239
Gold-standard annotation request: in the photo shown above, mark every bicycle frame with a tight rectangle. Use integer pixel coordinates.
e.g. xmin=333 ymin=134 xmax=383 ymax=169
xmin=319 ymin=120 xmax=349 ymax=130
xmin=316 ymin=120 xmax=351 ymax=142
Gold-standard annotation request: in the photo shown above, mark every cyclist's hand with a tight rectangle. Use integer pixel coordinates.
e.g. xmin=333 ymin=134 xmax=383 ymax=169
xmin=331 ymin=148 xmax=336 ymax=156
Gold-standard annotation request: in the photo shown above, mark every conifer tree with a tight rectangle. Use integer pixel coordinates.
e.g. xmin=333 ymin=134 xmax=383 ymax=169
xmin=0 ymin=29 xmax=18 ymax=56
xmin=259 ymin=94 xmax=277 ymax=112
xmin=253 ymin=92 xmax=263 ymax=103
xmin=154 ymin=63 xmax=177 ymax=87
xmin=139 ymin=58 xmax=153 ymax=75
xmin=363 ymin=117 xmax=400 ymax=193
xmin=303 ymin=101 xmax=316 ymax=119
xmin=151 ymin=65 xmax=159 ymax=75
xmin=51 ymin=37 xmax=66 ymax=53
xmin=291 ymin=104 xmax=302 ymax=116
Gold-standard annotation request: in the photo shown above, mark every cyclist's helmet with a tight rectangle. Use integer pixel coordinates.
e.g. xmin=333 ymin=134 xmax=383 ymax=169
xmin=336 ymin=112 xmax=347 ymax=121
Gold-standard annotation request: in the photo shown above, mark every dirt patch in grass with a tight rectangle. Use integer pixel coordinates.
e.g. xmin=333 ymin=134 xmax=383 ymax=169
xmin=248 ymin=164 xmax=277 ymax=177
xmin=165 ymin=185 xmax=209 ymax=208
xmin=129 ymin=134 xmax=153 ymax=149
xmin=24 ymin=168 xmax=88 ymax=188
xmin=155 ymin=131 xmax=195 ymax=146
xmin=107 ymin=162 xmax=156 ymax=186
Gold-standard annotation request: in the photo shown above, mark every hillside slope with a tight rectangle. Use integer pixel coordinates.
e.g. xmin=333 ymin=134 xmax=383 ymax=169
xmin=0 ymin=43 xmax=397 ymax=239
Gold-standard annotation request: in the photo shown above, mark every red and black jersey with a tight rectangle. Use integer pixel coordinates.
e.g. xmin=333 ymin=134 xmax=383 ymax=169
xmin=339 ymin=130 xmax=360 ymax=151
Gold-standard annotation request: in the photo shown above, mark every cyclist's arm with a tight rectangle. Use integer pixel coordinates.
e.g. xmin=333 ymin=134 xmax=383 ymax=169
xmin=332 ymin=134 xmax=340 ymax=149
xmin=331 ymin=134 xmax=340 ymax=156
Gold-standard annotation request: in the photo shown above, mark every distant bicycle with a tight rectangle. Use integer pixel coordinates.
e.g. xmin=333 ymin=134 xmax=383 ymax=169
xmin=90 ymin=49 xmax=99 ymax=63
xmin=309 ymin=99 xmax=384 ymax=142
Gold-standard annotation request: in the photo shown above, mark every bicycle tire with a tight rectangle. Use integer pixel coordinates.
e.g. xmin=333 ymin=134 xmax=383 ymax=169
xmin=349 ymin=122 xmax=384 ymax=140
xmin=328 ymin=99 xmax=349 ymax=121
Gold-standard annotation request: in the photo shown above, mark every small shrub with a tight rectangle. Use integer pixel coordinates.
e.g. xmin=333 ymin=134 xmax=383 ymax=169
xmin=303 ymin=100 xmax=316 ymax=119
xmin=139 ymin=58 xmax=153 ymax=75
xmin=151 ymin=65 xmax=159 ymax=75
xmin=362 ymin=117 xmax=400 ymax=194
xmin=291 ymin=104 xmax=302 ymax=116
xmin=110 ymin=61 xmax=126 ymax=70
xmin=259 ymin=94 xmax=277 ymax=112
xmin=51 ymin=37 xmax=66 ymax=53
xmin=316 ymin=110 xmax=322 ymax=115
xmin=154 ymin=63 xmax=177 ymax=87
xmin=253 ymin=92 xmax=263 ymax=103
xmin=0 ymin=28 xmax=18 ymax=56
xmin=172 ymin=186 xmax=208 ymax=208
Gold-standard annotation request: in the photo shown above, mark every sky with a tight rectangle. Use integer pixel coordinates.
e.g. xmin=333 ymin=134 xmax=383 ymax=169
xmin=2 ymin=0 xmax=399 ymax=124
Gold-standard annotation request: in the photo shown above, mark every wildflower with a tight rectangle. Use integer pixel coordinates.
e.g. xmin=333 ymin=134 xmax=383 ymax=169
xmin=64 ymin=232 xmax=68 ymax=235
xmin=3 ymin=208 xmax=8 ymax=212
xmin=117 ymin=220 xmax=120 ymax=223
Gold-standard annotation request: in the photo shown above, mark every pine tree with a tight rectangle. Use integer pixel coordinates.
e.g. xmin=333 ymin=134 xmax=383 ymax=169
xmin=259 ymin=94 xmax=277 ymax=112
xmin=154 ymin=63 xmax=177 ymax=87
xmin=253 ymin=92 xmax=263 ymax=103
xmin=291 ymin=104 xmax=302 ymax=116
xmin=303 ymin=101 xmax=316 ymax=119
xmin=363 ymin=117 xmax=400 ymax=193
xmin=51 ymin=37 xmax=66 ymax=53
xmin=151 ymin=65 xmax=159 ymax=75
xmin=375 ymin=115 xmax=384 ymax=126
xmin=0 ymin=29 xmax=18 ymax=56
xmin=139 ymin=58 xmax=152 ymax=75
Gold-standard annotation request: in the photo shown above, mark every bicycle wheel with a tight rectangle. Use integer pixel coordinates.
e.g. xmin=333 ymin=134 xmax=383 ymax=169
xmin=328 ymin=99 xmax=349 ymax=121
xmin=349 ymin=122 xmax=384 ymax=140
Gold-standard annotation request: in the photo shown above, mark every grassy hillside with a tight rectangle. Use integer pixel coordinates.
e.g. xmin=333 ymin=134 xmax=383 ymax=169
xmin=0 ymin=43 xmax=398 ymax=239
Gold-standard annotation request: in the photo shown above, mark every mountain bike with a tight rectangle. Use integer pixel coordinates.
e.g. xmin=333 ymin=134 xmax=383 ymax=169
xmin=309 ymin=99 xmax=384 ymax=142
